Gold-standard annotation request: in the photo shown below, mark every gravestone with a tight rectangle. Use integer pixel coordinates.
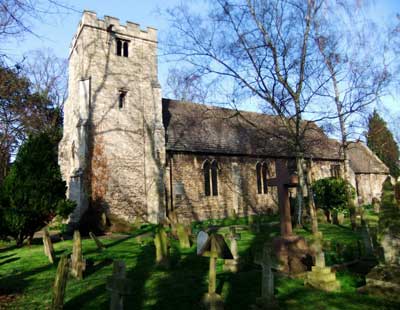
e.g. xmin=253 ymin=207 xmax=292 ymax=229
xmin=223 ymin=227 xmax=241 ymax=272
xmin=197 ymin=231 xmax=209 ymax=255
xmin=43 ymin=228 xmax=55 ymax=264
xmin=154 ymin=226 xmax=170 ymax=267
xmin=176 ymin=223 xmax=191 ymax=249
xmin=89 ymin=232 xmax=106 ymax=251
xmin=304 ymin=237 xmax=340 ymax=292
xmin=266 ymin=159 xmax=311 ymax=274
xmin=50 ymin=255 xmax=69 ymax=310
xmin=70 ymin=230 xmax=86 ymax=279
xmin=199 ymin=233 xmax=233 ymax=310
xmin=252 ymin=244 xmax=278 ymax=309
xmin=372 ymin=197 xmax=380 ymax=213
xmin=106 ymin=260 xmax=133 ymax=310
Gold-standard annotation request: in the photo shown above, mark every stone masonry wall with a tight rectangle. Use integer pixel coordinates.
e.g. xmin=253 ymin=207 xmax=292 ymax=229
xmin=59 ymin=11 xmax=165 ymax=224
xmin=166 ymin=153 xmax=340 ymax=222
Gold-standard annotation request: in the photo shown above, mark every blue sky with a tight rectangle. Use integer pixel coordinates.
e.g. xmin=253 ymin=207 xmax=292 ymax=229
xmin=3 ymin=0 xmax=400 ymax=121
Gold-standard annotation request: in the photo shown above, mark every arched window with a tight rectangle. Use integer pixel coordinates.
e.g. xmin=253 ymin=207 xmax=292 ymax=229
xmin=203 ymin=159 xmax=218 ymax=196
xmin=262 ymin=162 xmax=268 ymax=194
xmin=211 ymin=160 xmax=218 ymax=196
xmin=203 ymin=160 xmax=211 ymax=196
xmin=123 ymin=41 xmax=129 ymax=57
xmin=256 ymin=161 xmax=268 ymax=194
xmin=256 ymin=162 xmax=262 ymax=194
xmin=116 ymin=39 xmax=122 ymax=56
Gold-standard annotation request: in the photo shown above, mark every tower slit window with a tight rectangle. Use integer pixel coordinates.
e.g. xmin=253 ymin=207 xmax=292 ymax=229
xmin=116 ymin=39 xmax=122 ymax=56
xmin=118 ymin=90 xmax=127 ymax=109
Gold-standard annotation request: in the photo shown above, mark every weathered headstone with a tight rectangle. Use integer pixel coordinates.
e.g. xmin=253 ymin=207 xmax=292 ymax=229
xmin=70 ymin=230 xmax=86 ymax=279
xmin=89 ymin=232 xmax=106 ymax=251
xmin=176 ymin=223 xmax=191 ymax=249
xmin=199 ymin=233 xmax=233 ymax=310
xmin=154 ymin=226 xmax=170 ymax=267
xmin=106 ymin=260 xmax=133 ymax=310
xmin=197 ymin=231 xmax=209 ymax=255
xmin=50 ymin=255 xmax=69 ymax=310
xmin=43 ymin=228 xmax=55 ymax=264
xmin=223 ymin=227 xmax=241 ymax=272
xmin=252 ymin=244 xmax=277 ymax=309
xmin=304 ymin=237 xmax=340 ymax=292
xmin=360 ymin=223 xmax=375 ymax=259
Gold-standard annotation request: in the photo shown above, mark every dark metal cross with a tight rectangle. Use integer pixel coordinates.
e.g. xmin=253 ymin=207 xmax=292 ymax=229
xmin=266 ymin=159 xmax=298 ymax=238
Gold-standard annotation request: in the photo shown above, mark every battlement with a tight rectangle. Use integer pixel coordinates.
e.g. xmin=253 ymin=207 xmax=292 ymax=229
xmin=69 ymin=10 xmax=157 ymax=58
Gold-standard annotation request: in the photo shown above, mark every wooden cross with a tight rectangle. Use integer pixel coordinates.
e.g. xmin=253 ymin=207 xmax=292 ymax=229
xmin=254 ymin=245 xmax=274 ymax=301
xmin=106 ymin=260 xmax=132 ymax=310
xmin=266 ymin=159 xmax=298 ymax=238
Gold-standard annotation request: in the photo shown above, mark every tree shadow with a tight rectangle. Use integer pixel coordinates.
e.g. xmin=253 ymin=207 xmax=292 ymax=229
xmin=64 ymin=283 xmax=108 ymax=310
xmin=124 ymin=243 xmax=155 ymax=309
xmin=0 ymin=257 xmax=20 ymax=267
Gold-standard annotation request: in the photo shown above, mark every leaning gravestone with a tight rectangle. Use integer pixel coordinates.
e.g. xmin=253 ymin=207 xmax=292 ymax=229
xmin=89 ymin=232 xmax=106 ymax=251
xmin=176 ymin=223 xmax=191 ymax=249
xmin=198 ymin=233 xmax=233 ymax=310
xmin=106 ymin=260 xmax=133 ymax=310
xmin=223 ymin=227 xmax=241 ymax=272
xmin=43 ymin=228 xmax=55 ymax=264
xmin=70 ymin=230 xmax=86 ymax=279
xmin=154 ymin=226 xmax=170 ymax=267
xmin=51 ymin=255 xmax=69 ymax=310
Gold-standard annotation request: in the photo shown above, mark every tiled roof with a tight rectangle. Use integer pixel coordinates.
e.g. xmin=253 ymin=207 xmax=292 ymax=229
xmin=347 ymin=141 xmax=389 ymax=174
xmin=162 ymin=99 xmax=342 ymax=160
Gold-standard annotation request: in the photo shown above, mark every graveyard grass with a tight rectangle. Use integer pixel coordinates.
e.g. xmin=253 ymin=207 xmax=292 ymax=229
xmin=1 ymin=215 xmax=399 ymax=309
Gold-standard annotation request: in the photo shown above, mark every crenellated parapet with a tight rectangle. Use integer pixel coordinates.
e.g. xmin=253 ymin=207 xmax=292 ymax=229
xmin=69 ymin=10 xmax=157 ymax=58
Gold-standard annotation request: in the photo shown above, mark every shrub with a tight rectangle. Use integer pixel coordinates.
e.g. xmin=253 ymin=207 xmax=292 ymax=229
xmin=312 ymin=177 xmax=355 ymax=224
xmin=0 ymin=132 xmax=75 ymax=246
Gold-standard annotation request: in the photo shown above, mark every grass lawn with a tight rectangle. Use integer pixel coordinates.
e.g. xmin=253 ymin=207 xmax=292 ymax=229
xmin=0 ymin=216 xmax=399 ymax=309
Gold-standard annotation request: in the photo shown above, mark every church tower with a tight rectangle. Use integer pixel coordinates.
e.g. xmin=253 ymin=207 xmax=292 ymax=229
xmin=59 ymin=11 xmax=166 ymax=225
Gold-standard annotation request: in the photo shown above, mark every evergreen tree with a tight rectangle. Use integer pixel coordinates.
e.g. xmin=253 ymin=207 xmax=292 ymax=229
xmin=0 ymin=132 xmax=75 ymax=246
xmin=367 ymin=110 xmax=400 ymax=178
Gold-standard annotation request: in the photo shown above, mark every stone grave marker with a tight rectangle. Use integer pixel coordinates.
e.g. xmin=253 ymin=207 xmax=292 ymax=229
xmin=89 ymin=232 xmax=106 ymax=251
xmin=197 ymin=231 xmax=209 ymax=255
xmin=154 ymin=226 xmax=170 ymax=267
xmin=43 ymin=228 xmax=55 ymax=264
xmin=106 ymin=260 xmax=133 ymax=310
xmin=304 ymin=237 xmax=340 ymax=292
xmin=223 ymin=227 xmax=241 ymax=272
xmin=70 ymin=230 xmax=86 ymax=279
xmin=176 ymin=223 xmax=191 ymax=249
xmin=253 ymin=244 xmax=277 ymax=309
xmin=199 ymin=233 xmax=233 ymax=310
xmin=50 ymin=255 xmax=69 ymax=310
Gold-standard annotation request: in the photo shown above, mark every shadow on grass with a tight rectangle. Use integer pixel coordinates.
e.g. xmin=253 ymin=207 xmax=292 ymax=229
xmin=0 ymin=244 xmax=17 ymax=254
xmin=64 ymin=283 xmax=108 ymax=310
xmin=0 ymin=253 xmax=16 ymax=260
xmin=0 ymin=257 xmax=20 ymax=267
xmin=125 ymin=243 xmax=155 ymax=309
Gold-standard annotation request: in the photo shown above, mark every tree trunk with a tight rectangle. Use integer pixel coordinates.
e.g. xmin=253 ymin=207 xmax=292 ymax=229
xmin=305 ymin=160 xmax=319 ymax=235
xmin=332 ymin=210 xmax=339 ymax=225
xmin=324 ymin=210 xmax=331 ymax=223
xmin=295 ymin=154 xmax=305 ymax=227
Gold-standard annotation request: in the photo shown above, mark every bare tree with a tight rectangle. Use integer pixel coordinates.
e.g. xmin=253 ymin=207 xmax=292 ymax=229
xmin=0 ymin=0 xmax=79 ymax=59
xmin=314 ymin=1 xmax=389 ymax=229
xmin=22 ymin=48 xmax=68 ymax=110
xmin=164 ymin=0 xmax=347 ymax=226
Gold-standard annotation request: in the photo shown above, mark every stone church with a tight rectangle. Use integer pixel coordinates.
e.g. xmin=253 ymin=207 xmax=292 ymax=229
xmin=58 ymin=11 xmax=389 ymax=226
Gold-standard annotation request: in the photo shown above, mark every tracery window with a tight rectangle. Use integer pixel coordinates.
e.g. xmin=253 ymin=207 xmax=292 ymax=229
xmin=256 ymin=162 xmax=268 ymax=194
xmin=203 ymin=159 xmax=218 ymax=196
